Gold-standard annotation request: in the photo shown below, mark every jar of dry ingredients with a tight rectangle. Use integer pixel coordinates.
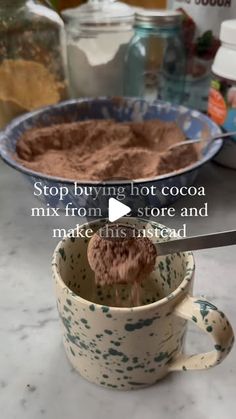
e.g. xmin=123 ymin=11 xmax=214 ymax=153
xmin=62 ymin=0 xmax=134 ymax=98
xmin=124 ymin=10 xmax=186 ymax=104
xmin=208 ymin=20 xmax=236 ymax=169
xmin=0 ymin=0 xmax=68 ymax=129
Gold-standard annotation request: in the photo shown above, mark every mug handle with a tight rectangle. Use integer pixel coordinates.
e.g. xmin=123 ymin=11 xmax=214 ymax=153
xmin=168 ymin=295 xmax=234 ymax=371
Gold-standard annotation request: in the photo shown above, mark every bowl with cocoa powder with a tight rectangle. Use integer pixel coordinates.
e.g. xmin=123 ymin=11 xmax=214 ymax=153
xmin=0 ymin=97 xmax=222 ymax=216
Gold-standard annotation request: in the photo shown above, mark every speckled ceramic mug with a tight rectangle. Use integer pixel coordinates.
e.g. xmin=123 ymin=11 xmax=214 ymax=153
xmin=52 ymin=218 xmax=234 ymax=390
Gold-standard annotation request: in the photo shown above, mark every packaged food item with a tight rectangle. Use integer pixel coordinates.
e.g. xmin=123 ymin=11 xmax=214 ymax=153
xmin=172 ymin=0 xmax=236 ymax=111
xmin=0 ymin=0 xmax=68 ymax=129
xmin=208 ymin=20 xmax=236 ymax=169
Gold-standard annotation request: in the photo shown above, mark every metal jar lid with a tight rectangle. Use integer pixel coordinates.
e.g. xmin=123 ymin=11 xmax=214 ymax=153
xmin=134 ymin=9 xmax=182 ymax=28
xmin=62 ymin=0 xmax=134 ymax=27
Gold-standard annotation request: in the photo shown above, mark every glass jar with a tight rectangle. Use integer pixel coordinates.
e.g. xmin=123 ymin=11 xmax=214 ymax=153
xmin=0 ymin=0 xmax=68 ymax=128
xmin=62 ymin=0 xmax=134 ymax=98
xmin=124 ymin=10 xmax=186 ymax=104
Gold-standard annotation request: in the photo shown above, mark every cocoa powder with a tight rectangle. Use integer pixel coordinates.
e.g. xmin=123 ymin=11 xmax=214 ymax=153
xmin=87 ymin=225 xmax=157 ymax=286
xmin=16 ymin=119 xmax=199 ymax=180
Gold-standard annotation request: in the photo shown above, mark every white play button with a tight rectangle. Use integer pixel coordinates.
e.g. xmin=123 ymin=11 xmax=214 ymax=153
xmin=108 ymin=198 xmax=131 ymax=222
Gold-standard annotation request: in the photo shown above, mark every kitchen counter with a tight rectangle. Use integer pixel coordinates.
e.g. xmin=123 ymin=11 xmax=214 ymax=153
xmin=0 ymin=159 xmax=236 ymax=419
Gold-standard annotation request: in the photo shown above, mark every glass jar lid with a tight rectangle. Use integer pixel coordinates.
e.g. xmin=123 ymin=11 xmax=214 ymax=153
xmin=134 ymin=10 xmax=182 ymax=28
xmin=62 ymin=0 xmax=134 ymax=27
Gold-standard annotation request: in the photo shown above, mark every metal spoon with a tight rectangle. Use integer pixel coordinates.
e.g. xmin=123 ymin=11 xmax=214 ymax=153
xmin=155 ymin=229 xmax=236 ymax=256
xmin=168 ymin=130 xmax=236 ymax=152
xmin=96 ymin=225 xmax=236 ymax=256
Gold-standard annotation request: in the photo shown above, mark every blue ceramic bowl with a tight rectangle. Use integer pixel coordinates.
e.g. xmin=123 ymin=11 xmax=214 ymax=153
xmin=0 ymin=98 xmax=222 ymax=217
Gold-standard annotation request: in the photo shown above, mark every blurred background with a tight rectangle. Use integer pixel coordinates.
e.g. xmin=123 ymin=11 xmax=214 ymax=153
xmin=43 ymin=0 xmax=168 ymax=11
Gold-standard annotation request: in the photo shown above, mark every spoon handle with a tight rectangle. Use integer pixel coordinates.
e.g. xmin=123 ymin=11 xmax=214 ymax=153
xmin=211 ymin=130 xmax=236 ymax=141
xmin=191 ymin=130 xmax=236 ymax=146
xmin=170 ymin=130 xmax=236 ymax=150
xmin=156 ymin=230 xmax=236 ymax=256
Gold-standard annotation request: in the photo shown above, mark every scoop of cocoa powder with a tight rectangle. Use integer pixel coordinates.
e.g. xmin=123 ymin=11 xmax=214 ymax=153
xmin=87 ymin=225 xmax=157 ymax=286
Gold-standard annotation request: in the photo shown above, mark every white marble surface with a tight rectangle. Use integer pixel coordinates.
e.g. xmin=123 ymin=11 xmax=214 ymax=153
xmin=0 ymin=159 xmax=236 ymax=419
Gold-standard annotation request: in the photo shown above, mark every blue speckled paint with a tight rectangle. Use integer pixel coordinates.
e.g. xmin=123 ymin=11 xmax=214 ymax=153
xmin=124 ymin=316 xmax=160 ymax=332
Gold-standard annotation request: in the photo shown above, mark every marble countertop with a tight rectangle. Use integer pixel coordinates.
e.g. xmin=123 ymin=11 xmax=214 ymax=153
xmin=0 ymin=159 xmax=236 ymax=419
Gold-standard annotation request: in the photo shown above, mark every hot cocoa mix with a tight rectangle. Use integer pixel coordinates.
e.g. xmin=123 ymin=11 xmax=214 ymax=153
xmin=16 ymin=119 xmax=199 ymax=180
xmin=87 ymin=225 xmax=157 ymax=286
